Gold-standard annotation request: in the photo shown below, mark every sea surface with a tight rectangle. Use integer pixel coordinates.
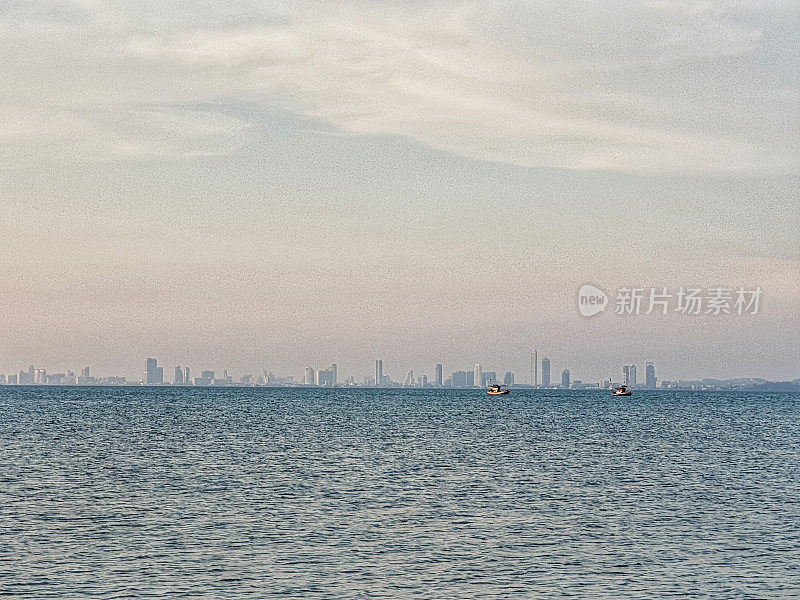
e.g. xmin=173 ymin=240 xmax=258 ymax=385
xmin=1 ymin=387 xmax=799 ymax=599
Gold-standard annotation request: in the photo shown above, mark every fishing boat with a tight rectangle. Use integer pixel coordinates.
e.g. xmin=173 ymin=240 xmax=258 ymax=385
xmin=612 ymin=385 xmax=633 ymax=396
xmin=487 ymin=383 xmax=510 ymax=396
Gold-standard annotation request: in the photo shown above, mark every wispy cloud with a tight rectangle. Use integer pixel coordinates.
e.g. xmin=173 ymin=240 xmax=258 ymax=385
xmin=1 ymin=0 xmax=797 ymax=173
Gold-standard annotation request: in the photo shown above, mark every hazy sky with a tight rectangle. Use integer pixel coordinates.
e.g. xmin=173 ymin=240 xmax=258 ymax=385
xmin=1 ymin=0 xmax=798 ymax=382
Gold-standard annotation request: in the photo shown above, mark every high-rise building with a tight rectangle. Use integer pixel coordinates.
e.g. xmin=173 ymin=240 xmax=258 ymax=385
xmin=503 ymin=372 xmax=514 ymax=385
xmin=194 ymin=371 xmax=214 ymax=386
xmin=623 ymin=365 xmax=637 ymax=387
xmin=78 ymin=366 xmax=94 ymax=385
xmin=316 ymin=367 xmax=335 ymax=386
xmin=145 ymin=358 xmax=163 ymax=385
xmin=541 ymin=358 xmax=551 ymax=387
xmin=403 ymin=370 xmax=414 ymax=386
xmin=483 ymin=371 xmax=497 ymax=385
xmin=451 ymin=370 xmax=470 ymax=387
xmin=562 ymin=369 xmax=570 ymax=389
xmin=19 ymin=366 xmax=34 ymax=385
xmin=435 ymin=364 xmax=443 ymax=387
xmin=375 ymin=359 xmax=383 ymax=387
xmin=474 ymin=364 xmax=483 ymax=388
xmin=645 ymin=363 xmax=656 ymax=389
xmin=145 ymin=358 xmax=156 ymax=382
xmin=304 ymin=367 xmax=315 ymax=386
xmin=174 ymin=366 xmax=184 ymax=385
xmin=532 ymin=350 xmax=538 ymax=386
xmin=330 ymin=364 xmax=338 ymax=386
xmin=184 ymin=367 xmax=190 ymax=385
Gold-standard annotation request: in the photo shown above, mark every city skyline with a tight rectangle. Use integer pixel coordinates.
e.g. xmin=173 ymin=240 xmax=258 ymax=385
xmin=3 ymin=354 xmax=799 ymax=391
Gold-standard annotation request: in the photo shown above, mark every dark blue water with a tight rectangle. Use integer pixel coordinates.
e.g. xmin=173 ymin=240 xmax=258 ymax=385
xmin=1 ymin=387 xmax=798 ymax=598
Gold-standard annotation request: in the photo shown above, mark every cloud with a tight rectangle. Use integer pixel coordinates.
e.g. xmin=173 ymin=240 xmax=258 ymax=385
xmin=1 ymin=0 xmax=797 ymax=173
xmin=0 ymin=104 xmax=252 ymax=165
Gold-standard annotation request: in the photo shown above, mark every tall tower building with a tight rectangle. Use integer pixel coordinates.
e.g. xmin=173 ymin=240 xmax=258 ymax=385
xmin=645 ymin=363 xmax=656 ymax=389
xmin=541 ymin=358 xmax=551 ymax=387
xmin=435 ymin=364 xmax=443 ymax=387
xmin=451 ymin=371 xmax=468 ymax=387
xmin=532 ymin=350 xmax=538 ymax=386
xmin=184 ymin=367 xmax=190 ymax=385
xmin=330 ymin=364 xmax=338 ymax=386
xmin=375 ymin=359 xmax=383 ymax=387
xmin=316 ymin=368 xmax=335 ymax=386
xmin=403 ymin=370 xmax=414 ymax=387
xmin=561 ymin=369 xmax=570 ymax=389
xmin=474 ymin=364 xmax=483 ymax=388
xmin=304 ymin=366 xmax=315 ymax=386
xmin=145 ymin=358 xmax=156 ymax=383
xmin=623 ymin=365 xmax=637 ymax=387
xmin=145 ymin=358 xmax=163 ymax=385
xmin=174 ymin=366 xmax=184 ymax=385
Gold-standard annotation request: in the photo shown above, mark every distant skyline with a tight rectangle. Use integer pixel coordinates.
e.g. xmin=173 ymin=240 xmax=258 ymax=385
xmin=1 ymin=1 xmax=798 ymax=381
xmin=1 ymin=353 xmax=797 ymax=388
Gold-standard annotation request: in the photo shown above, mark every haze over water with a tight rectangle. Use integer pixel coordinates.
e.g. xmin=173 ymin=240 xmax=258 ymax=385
xmin=2 ymin=387 xmax=799 ymax=598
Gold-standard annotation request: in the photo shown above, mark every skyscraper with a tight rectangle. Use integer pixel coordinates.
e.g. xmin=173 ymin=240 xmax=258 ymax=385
xmin=184 ymin=367 xmax=190 ymax=385
xmin=316 ymin=367 xmax=335 ymax=386
xmin=561 ymin=369 xmax=570 ymax=389
xmin=145 ymin=358 xmax=163 ymax=385
xmin=145 ymin=358 xmax=156 ymax=383
xmin=645 ymin=362 xmax=656 ymax=389
xmin=330 ymin=364 xmax=338 ymax=386
xmin=474 ymin=364 xmax=483 ymax=388
xmin=541 ymin=357 xmax=551 ymax=387
xmin=435 ymin=364 xmax=443 ymax=387
xmin=623 ymin=365 xmax=637 ymax=387
xmin=503 ymin=371 xmax=514 ymax=385
xmin=532 ymin=350 xmax=538 ymax=386
xmin=375 ymin=359 xmax=383 ymax=387
xmin=451 ymin=371 xmax=471 ymax=387
xmin=174 ymin=366 xmax=184 ymax=385
xmin=304 ymin=366 xmax=315 ymax=386
xmin=18 ymin=368 xmax=34 ymax=385
xmin=451 ymin=371 xmax=463 ymax=387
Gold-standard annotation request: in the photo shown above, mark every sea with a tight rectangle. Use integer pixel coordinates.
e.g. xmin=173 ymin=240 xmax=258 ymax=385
xmin=1 ymin=387 xmax=798 ymax=599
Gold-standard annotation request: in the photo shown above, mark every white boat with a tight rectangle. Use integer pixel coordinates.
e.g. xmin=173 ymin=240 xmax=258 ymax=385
xmin=487 ymin=384 xmax=510 ymax=396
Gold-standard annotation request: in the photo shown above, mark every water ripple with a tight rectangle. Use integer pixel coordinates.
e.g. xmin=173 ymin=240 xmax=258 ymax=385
xmin=1 ymin=387 xmax=799 ymax=598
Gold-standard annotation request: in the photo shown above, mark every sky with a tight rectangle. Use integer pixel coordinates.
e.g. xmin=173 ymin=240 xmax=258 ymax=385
xmin=1 ymin=0 xmax=798 ymax=383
